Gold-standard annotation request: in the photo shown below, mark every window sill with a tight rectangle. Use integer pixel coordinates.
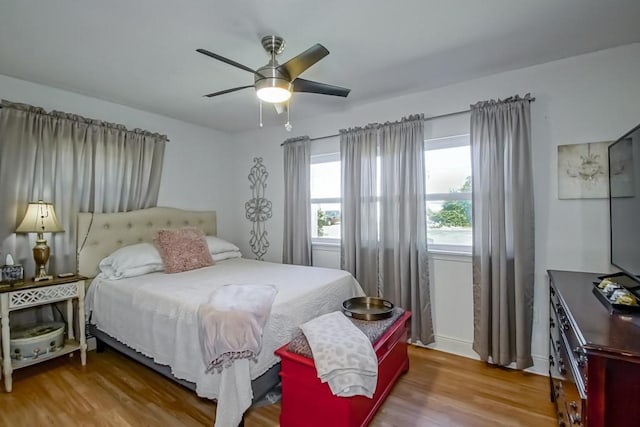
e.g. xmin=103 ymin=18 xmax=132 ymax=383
xmin=311 ymin=241 xmax=341 ymax=249
xmin=428 ymin=248 xmax=472 ymax=257
xmin=312 ymin=242 xmax=471 ymax=259
xmin=428 ymin=250 xmax=472 ymax=263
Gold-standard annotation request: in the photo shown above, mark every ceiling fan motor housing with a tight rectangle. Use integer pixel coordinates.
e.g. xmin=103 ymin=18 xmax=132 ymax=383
xmin=254 ymin=65 xmax=292 ymax=92
xmin=255 ymin=35 xmax=292 ymax=98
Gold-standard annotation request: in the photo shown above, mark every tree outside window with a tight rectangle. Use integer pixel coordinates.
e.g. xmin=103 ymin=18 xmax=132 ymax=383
xmin=428 ymin=176 xmax=471 ymax=228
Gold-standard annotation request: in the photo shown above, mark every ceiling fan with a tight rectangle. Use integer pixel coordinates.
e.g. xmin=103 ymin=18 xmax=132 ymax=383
xmin=196 ymin=35 xmax=350 ymax=128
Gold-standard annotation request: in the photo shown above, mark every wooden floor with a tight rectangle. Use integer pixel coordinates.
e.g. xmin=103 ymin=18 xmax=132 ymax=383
xmin=0 ymin=346 xmax=556 ymax=426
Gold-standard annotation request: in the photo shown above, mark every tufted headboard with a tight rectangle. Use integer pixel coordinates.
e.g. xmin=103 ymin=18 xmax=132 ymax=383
xmin=76 ymin=207 xmax=217 ymax=278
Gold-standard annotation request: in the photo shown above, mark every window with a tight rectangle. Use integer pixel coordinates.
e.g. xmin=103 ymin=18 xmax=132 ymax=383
xmin=309 ymin=134 xmax=472 ymax=253
xmin=310 ymin=153 xmax=341 ymax=243
xmin=425 ymin=134 xmax=472 ymax=252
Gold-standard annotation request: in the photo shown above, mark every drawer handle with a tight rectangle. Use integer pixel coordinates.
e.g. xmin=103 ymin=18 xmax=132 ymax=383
xmin=573 ymin=347 xmax=587 ymax=368
xmin=558 ymin=359 xmax=567 ymax=375
xmin=558 ymin=413 xmax=566 ymax=427
xmin=549 ymin=355 xmax=555 ymax=366
xmin=569 ymin=401 xmax=581 ymax=425
xmin=554 ymin=383 xmax=564 ymax=400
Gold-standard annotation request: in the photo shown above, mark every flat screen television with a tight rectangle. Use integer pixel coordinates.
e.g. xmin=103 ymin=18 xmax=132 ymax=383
xmin=609 ymin=122 xmax=640 ymax=283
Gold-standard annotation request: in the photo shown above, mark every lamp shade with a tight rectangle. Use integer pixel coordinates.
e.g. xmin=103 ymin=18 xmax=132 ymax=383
xmin=16 ymin=201 xmax=64 ymax=234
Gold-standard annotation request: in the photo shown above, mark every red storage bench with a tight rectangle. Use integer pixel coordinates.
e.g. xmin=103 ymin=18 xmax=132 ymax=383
xmin=275 ymin=310 xmax=412 ymax=427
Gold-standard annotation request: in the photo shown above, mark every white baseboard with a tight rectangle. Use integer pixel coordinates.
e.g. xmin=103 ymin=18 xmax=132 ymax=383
xmin=527 ymin=354 xmax=548 ymax=376
xmin=426 ymin=334 xmax=480 ymax=361
xmin=422 ymin=334 xmax=547 ymax=376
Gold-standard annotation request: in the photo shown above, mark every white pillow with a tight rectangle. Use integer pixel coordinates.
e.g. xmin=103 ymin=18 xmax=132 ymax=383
xmin=206 ymin=236 xmax=240 ymax=254
xmin=212 ymin=250 xmax=243 ymax=262
xmin=99 ymin=243 xmax=164 ymax=279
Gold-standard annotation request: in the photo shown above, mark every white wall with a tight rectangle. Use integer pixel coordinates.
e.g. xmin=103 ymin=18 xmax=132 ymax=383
xmin=0 ymin=75 xmax=237 ymax=240
xmin=228 ymin=43 xmax=640 ymax=373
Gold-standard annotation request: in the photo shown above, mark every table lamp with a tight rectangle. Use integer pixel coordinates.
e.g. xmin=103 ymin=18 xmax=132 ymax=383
xmin=16 ymin=200 xmax=64 ymax=281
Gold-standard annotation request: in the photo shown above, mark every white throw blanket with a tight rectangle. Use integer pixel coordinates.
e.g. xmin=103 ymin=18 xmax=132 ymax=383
xmin=300 ymin=311 xmax=378 ymax=398
xmin=198 ymin=283 xmax=278 ymax=427
xmin=198 ymin=284 xmax=278 ymax=372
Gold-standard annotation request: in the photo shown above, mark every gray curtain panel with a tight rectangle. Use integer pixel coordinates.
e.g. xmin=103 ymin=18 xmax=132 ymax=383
xmin=0 ymin=100 xmax=166 ymax=276
xmin=341 ymin=116 xmax=434 ymax=344
xmin=282 ymin=136 xmax=312 ymax=265
xmin=340 ymin=125 xmax=379 ymax=296
xmin=470 ymin=94 xmax=535 ymax=369
xmin=379 ymin=115 xmax=433 ymax=345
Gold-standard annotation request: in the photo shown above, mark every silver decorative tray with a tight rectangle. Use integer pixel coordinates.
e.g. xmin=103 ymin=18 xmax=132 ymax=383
xmin=342 ymin=297 xmax=394 ymax=321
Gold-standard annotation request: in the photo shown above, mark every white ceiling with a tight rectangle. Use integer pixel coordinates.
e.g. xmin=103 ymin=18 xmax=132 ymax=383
xmin=1 ymin=0 xmax=639 ymax=133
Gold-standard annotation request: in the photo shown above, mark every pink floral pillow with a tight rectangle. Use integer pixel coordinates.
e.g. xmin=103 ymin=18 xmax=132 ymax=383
xmin=154 ymin=227 xmax=214 ymax=273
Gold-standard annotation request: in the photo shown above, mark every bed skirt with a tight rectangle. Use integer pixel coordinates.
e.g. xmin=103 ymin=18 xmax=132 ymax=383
xmin=89 ymin=325 xmax=281 ymax=406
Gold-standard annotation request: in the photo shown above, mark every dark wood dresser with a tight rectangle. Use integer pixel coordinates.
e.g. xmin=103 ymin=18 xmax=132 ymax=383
xmin=548 ymin=270 xmax=640 ymax=427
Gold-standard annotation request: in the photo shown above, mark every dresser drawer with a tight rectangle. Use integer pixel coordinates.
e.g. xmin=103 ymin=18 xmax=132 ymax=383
xmin=550 ymin=285 xmax=588 ymax=393
xmin=558 ymin=336 xmax=585 ymax=425
xmin=553 ymin=376 xmax=584 ymax=427
xmin=549 ymin=303 xmax=564 ymax=379
xmin=550 ymin=296 xmax=585 ymax=426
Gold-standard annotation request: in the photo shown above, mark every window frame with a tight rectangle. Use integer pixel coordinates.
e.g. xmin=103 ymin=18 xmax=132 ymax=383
xmin=425 ymin=134 xmax=472 ymax=254
xmin=310 ymin=152 xmax=341 ymax=245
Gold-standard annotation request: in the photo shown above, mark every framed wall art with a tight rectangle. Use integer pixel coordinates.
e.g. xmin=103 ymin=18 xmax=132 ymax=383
xmin=557 ymin=141 xmax=611 ymax=199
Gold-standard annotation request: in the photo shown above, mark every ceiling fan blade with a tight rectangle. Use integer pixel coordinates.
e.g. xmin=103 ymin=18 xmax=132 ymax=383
xmin=277 ymin=44 xmax=329 ymax=80
xmin=292 ymin=78 xmax=351 ymax=97
xmin=204 ymin=85 xmax=254 ymax=98
xmin=196 ymin=48 xmax=258 ymax=75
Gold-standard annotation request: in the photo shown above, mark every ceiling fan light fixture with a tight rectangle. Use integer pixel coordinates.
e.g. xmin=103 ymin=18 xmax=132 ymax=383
xmin=256 ymin=86 xmax=291 ymax=103
xmin=255 ymin=78 xmax=292 ymax=103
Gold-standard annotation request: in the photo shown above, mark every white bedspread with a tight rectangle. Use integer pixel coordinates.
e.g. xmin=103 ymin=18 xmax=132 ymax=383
xmin=86 ymin=258 xmax=364 ymax=426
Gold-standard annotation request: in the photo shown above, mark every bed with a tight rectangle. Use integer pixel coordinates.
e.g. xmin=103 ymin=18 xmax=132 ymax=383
xmin=78 ymin=207 xmax=364 ymax=426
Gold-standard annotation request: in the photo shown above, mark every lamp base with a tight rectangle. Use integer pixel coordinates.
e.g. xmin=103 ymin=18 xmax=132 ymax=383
xmin=33 ymin=237 xmax=52 ymax=282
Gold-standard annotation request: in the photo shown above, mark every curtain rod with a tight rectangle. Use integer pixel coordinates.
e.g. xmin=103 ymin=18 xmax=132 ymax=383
xmin=0 ymin=104 xmax=170 ymax=142
xmin=281 ymin=97 xmax=536 ymax=145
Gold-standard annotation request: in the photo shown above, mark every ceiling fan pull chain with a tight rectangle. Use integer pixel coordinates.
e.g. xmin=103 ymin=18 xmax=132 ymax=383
xmin=259 ymin=101 xmax=263 ymax=128
xmin=285 ymin=100 xmax=292 ymax=132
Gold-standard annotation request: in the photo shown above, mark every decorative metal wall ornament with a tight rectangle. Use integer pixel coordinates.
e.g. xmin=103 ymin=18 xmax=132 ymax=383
xmin=245 ymin=158 xmax=272 ymax=260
